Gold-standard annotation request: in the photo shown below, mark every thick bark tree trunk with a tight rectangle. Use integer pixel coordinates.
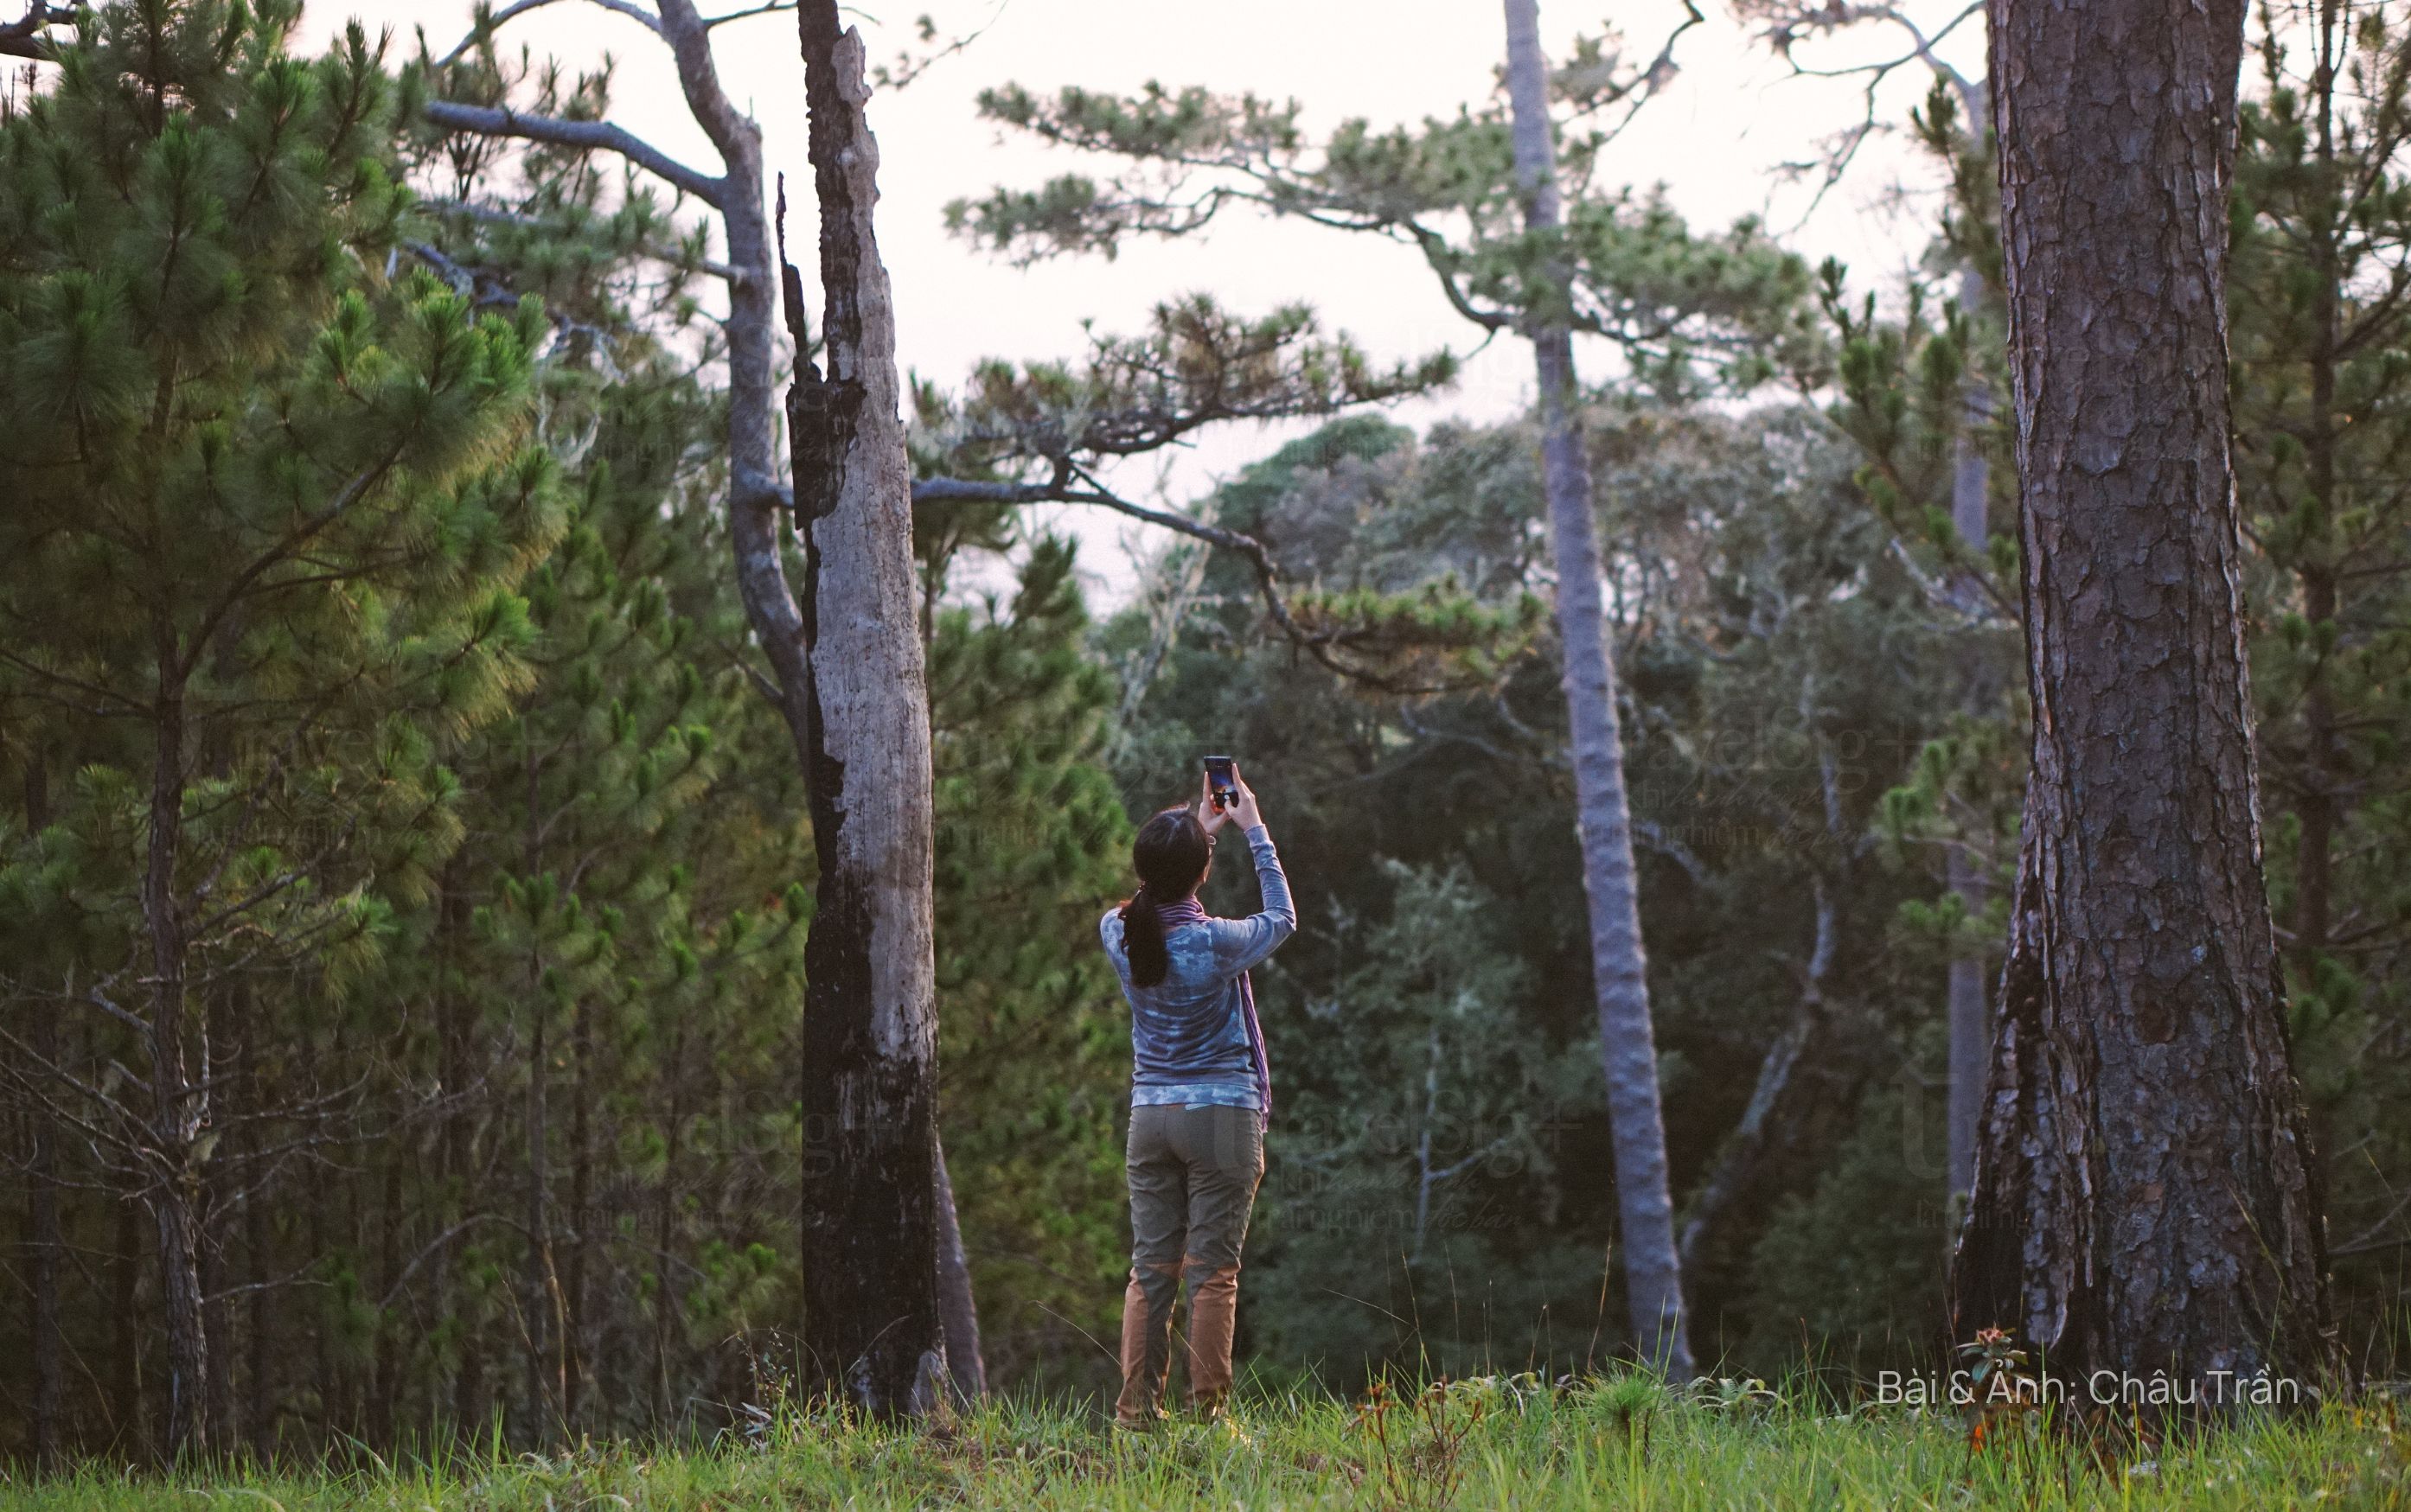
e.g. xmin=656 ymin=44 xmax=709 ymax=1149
xmin=787 ymin=0 xmax=949 ymax=1419
xmin=1954 ymin=0 xmax=2337 ymax=1403
xmin=1500 ymin=0 xmax=1694 ymax=1380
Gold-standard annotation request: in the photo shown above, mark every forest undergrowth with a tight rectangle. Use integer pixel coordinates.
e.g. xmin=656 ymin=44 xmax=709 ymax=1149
xmin=7 ymin=1373 xmax=2406 ymax=1510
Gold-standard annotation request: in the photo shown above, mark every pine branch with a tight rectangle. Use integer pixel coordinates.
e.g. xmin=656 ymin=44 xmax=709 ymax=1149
xmin=704 ymin=0 xmax=796 ymax=27
xmin=437 ymin=0 xmax=663 ymax=67
xmin=422 ymin=98 xmax=728 ymax=208
xmin=912 ymin=471 xmax=1453 ymax=696
xmin=421 ymin=199 xmax=743 ymax=281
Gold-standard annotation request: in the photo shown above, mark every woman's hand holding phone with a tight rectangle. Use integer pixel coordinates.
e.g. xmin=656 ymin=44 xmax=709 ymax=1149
xmin=1229 ymin=768 xmax=1263 ymax=831
xmin=1198 ymin=768 xmax=1232 ymax=837
xmin=1196 ymin=762 xmax=1263 ymax=834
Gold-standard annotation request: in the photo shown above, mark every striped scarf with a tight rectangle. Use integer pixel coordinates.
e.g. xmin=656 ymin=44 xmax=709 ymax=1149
xmin=1155 ymin=893 xmax=1271 ymax=1124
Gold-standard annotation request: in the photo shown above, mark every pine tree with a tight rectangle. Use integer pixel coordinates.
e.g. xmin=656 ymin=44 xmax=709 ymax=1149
xmin=1957 ymin=0 xmax=2336 ymax=1400
xmin=924 ymin=536 xmax=1134 ymax=1387
xmin=0 ymin=0 xmax=565 ymax=1458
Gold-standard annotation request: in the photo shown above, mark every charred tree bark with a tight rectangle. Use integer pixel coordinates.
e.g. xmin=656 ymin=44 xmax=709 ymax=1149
xmin=1501 ymin=0 xmax=1694 ymax=1379
xmin=1954 ymin=0 xmax=2337 ymax=1403
xmin=787 ymin=0 xmax=948 ymax=1419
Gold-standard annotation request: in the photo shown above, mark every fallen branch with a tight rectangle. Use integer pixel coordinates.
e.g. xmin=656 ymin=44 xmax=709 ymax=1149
xmin=0 ymin=1 xmax=61 ymax=61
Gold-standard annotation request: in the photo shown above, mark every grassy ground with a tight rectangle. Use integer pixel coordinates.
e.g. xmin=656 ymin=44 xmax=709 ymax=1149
xmin=5 ymin=1376 xmax=2406 ymax=1510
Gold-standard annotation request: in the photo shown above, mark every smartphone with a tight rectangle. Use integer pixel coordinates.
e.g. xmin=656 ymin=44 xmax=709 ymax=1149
xmin=1202 ymin=755 xmax=1238 ymax=812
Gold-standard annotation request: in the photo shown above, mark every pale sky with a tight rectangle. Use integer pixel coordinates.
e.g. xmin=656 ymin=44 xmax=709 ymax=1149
xmin=307 ymin=0 xmax=1982 ymax=606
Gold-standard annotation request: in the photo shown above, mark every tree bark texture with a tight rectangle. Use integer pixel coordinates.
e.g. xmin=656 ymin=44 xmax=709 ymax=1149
xmin=1501 ymin=0 xmax=1694 ymax=1380
xmin=790 ymin=0 xmax=949 ymax=1419
xmin=1954 ymin=0 xmax=2337 ymax=1400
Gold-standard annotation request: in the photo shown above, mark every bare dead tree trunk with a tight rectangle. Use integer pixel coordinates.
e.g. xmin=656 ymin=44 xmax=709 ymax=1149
xmin=2287 ymin=5 xmax=2345 ymax=986
xmin=1501 ymin=0 xmax=1692 ymax=1380
xmin=143 ymin=646 xmax=210 ymax=1462
xmin=931 ymin=1132 xmax=986 ymax=1399
xmin=1954 ymin=0 xmax=2337 ymax=1402
xmin=22 ymin=756 xmax=64 ymax=1474
xmin=652 ymin=1024 xmax=687 ymax=1428
xmin=1945 ymin=237 xmax=1994 ymax=1209
xmin=112 ymin=1196 xmax=144 ymax=1454
xmin=521 ymin=743 xmax=553 ymax=1445
xmin=565 ymin=994 xmax=595 ymax=1431
xmin=230 ymin=977 xmax=272 ymax=1455
xmin=28 ymin=992 xmax=62 ymax=1472
xmin=785 ymin=0 xmax=947 ymax=1419
xmin=1677 ymin=877 xmax=1858 ymax=1304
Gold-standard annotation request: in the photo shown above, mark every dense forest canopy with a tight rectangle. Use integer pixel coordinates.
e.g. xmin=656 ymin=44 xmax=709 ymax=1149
xmin=0 ymin=0 xmax=2405 ymax=1469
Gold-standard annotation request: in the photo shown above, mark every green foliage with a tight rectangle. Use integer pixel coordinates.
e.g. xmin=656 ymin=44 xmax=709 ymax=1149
xmin=1743 ymin=1085 xmax=1949 ymax=1381
xmin=951 ymin=61 xmax=1822 ymax=397
xmin=914 ymin=295 xmax=1455 ymax=482
xmin=925 ymin=535 xmax=1135 ymax=1389
xmin=0 ymin=0 xmax=563 ymax=1132
xmin=1103 ymin=403 xmax=1963 ymax=1381
xmin=0 ymin=0 xmax=1177 ymax=1455
xmin=2227 ymin=3 xmax=2411 ymax=1333
xmin=1248 ymin=859 xmax=1596 ymax=1379
xmin=4 ymin=1384 xmax=2400 ymax=1509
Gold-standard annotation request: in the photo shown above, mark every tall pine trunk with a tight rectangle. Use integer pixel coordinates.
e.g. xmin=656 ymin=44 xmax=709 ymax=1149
xmin=1945 ymin=246 xmax=1994 ymax=1209
xmin=786 ymin=0 xmax=948 ymax=1418
xmin=1500 ymin=0 xmax=1693 ymax=1380
xmin=1954 ymin=0 xmax=2336 ymax=1400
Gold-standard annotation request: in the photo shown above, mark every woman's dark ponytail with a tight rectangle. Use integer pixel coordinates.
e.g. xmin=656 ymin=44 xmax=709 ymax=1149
xmin=1119 ymin=884 xmax=1167 ymax=987
xmin=1120 ymin=807 xmax=1212 ymax=988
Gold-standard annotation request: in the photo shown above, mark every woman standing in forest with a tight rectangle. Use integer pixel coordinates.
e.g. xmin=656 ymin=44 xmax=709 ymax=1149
xmin=1101 ymin=764 xmax=1295 ymax=1427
